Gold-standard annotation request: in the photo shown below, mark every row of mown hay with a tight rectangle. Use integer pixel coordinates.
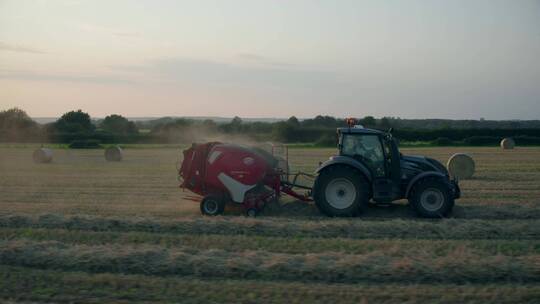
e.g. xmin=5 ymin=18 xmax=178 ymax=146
xmin=0 ymin=240 xmax=537 ymax=284
xmin=1 ymin=214 xmax=537 ymax=240
xmin=1 ymin=268 xmax=533 ymax=304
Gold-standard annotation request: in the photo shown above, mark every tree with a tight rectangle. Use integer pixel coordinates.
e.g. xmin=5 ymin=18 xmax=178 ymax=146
xmin=360 ymin=116 xmax=376 ymax=127
xmin=54 ymin=110 xmax=95 ymax=133
xmin=151 ymin=118 xmax=192 ymax=133
xmin=100 ymin=114 xmax=138 ymax=135
xmin=0 ymin=108 xmax=40 ymax=141
xmin=231 ymin=116 xmax=242 ymax=125
xmin=313 ymin=115 xmax=337 ymax=127
xmin=148 ymin=118 xmax=197 ymax=143
xmin=378 ymin=117 xmax=392 ymax=129
xmin=202 ymin=119 xmax=217 ymax=131
xmin=225 ymin=116 xmax=243 ymax=133
xmin=287 ymin=116 xmax=300 ymax=126
xmin=0 ymin=108 xmax=37 ymax=130
xmin=272 ymin=121 xmax=299 ymax=142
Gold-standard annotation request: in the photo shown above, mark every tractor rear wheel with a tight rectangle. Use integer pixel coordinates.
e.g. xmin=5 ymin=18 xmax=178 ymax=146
xmin=314 ymin=166 xmax=370 ymax=217
xmin=409 ymin=178 xmax=454 ymax=218
xmin=200 ymin=195 xmax=225 ymax=216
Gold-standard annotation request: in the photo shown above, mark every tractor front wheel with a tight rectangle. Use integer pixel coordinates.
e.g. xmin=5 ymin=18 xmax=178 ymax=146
xmin=313 ymin=166 xmax=370 ymax=217
xmin=200 ymin=195 xmax=225 ymax=216
xmin=409 ymin=178 xmax=454 ymax=218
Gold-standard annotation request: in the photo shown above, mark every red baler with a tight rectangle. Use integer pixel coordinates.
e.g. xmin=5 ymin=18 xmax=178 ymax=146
xmin=178 ymin=142 xmax=311 ymax=216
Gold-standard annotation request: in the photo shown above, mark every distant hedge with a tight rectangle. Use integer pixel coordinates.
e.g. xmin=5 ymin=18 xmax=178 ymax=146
xmin=68 ymin=139 xmax=102 ymax=149
xmin=514 ymin=136 xmax=540 ymax=146
xmin=432 ymin=137 xmax=454 ymax=146
xmin=428 ymin=135 xmax=540 ymax=147
xmin=306 ymin=129 xmax=540 ymax=147
xmin=392 ymin=128 xmax=540 ymax=142
xmin=47 ymin=131 xmax=154 ymax=144
xmin=463 ymin=136 xmax=500 ymax=146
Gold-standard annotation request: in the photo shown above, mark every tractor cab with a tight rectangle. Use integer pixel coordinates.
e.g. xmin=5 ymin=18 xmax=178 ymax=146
xmin=337 ymin=126 xmax=401 ymax=202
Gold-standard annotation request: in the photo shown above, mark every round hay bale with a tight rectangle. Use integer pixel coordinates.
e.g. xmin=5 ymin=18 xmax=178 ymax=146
xmin=104 ymin=146 xmax=123 ymax=162
xmin=32 ymin=148 xmax=53 ymax=163
xmin=500 ymin=137 xmax=515 ymax=150
xmin=446 ymin=153 xmax=475 ymax=179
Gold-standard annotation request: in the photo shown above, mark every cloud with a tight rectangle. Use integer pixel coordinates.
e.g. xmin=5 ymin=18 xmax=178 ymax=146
xmin=237 ymin=53 xmax=297 ymax=68
xmin=0 ymin=41 xmax=45 ymax=54
xmin=109 ymin=57 xmax=343 ymax=89
xmin=81 ymin=24 xmax=141 ymax=38
xmin=0 ymin=69 xmax=135 ymax=85
xmin=112 ymin=31 xmax=142 ymax=38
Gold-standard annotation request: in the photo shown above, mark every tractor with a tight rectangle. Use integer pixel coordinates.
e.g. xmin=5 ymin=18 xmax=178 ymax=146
xmin=313 ymin=121 xmax=460 ymax=218
xmin=178 ymin=119 xmax=460 ymax=218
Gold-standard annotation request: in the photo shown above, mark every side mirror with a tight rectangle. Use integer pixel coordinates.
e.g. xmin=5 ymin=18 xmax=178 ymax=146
xmin=384 ymin=128 xmax=393 ymax=139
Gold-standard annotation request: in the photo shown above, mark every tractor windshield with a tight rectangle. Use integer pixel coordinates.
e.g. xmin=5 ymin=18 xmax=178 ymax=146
xmin=341 ymin=134 xmax=386 ymax=177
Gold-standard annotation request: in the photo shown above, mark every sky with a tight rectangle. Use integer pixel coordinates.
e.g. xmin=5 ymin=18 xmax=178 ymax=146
xmin=0 ymin=0 xmax=539 ymax=119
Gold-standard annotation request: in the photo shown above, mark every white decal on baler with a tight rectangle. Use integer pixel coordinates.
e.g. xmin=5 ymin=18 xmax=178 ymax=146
xmin=208 ymin=151 xmax=222 ymax=164
xmin=243 ymin=157 xmax=255 ymax=165
xmin=217 ymin=173 xmax=255 ymax=203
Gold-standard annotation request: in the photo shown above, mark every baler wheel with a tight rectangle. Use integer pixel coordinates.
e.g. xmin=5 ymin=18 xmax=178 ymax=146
xmin=246 ymin=208 xmax=258 ymax=217
xmin=200 ymin=195 xmax=225 ymax=216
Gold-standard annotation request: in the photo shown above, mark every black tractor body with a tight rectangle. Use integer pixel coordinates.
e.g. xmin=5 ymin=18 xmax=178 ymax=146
xmin=313 ymin=126 xmax=460 ymax=218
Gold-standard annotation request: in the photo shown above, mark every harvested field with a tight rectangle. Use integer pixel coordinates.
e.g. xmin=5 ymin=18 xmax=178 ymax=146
xmin=1 ymin=145 xmax=539 ymax=303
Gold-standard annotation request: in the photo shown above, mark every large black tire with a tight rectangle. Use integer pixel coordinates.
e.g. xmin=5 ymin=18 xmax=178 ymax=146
xmin=200 ymin=195 xmax=225 ymax=216
xmin=409 ymin=178 xmax=454 ymax=218
xmin=313 ymin=165 xmax=370 ymax=217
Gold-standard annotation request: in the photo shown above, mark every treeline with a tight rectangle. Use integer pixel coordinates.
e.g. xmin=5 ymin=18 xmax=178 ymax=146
xmin=371 ymin=117 xmax=540 ymax=130
xmin=133 ymin=115 xmax=540 ymax=130
xmin=1 ymin=108 xmax=540 ymax=146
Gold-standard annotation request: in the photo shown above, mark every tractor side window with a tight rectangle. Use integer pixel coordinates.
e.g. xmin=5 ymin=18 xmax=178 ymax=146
xmin=342 ymin=134 xmax=385 ymax=177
